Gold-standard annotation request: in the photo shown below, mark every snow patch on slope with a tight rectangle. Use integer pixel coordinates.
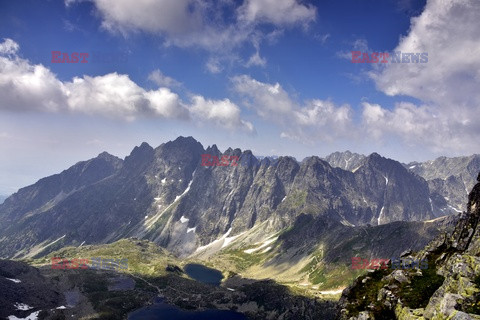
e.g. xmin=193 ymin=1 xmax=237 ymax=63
xmin=143 ymin=170 xmax=196 ymax=230
xmin=244 ymin=237 xmax=278 ymax=254
xmin=377 ymin=206 xmax=384 ymax=225
xmin=261 ymin=246 xmax=272 ymax=253
xmin=8 ymin=311 xmax=40 ymax=320
xmin=14 ymin=303 xmax=33 ymax=311
xmin=222 ymin=232 xmax=245 ymax=249
xmin=449 ymin=205 xmax=462 ymax=213
xmin=195 ymin=228 xmax=234 ymax=252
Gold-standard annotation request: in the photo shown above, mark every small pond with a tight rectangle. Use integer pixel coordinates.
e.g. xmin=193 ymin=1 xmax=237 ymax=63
xmin=184 ymin=263 xmax=223 ymax=286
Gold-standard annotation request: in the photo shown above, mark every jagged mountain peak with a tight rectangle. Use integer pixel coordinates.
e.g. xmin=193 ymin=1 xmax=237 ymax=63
xmin=130 ymin=142 xmax=154 ymax=154
xmin=324 ymin=150 xmax=366 ymax=171
xmin=301 ymin=156 xmax=334 ymax=171
xmin=164 ymin=136 xmax=203 ymax=150
xmin=273 ymin=156 xmax=298 ymax=169
xmin=123 ymin=142 xmax=155 ymax=168
xmin=365 ymin=152 xmax=389 ymax=163
xmin=239 ymin=150 xmax=259 ymax=167
xmin=97 ymin=150 xmax=118 ymax=160
xmin=173 ymin=135 xmax=198 ymax=143
xmin=361 ymin=152 xmax=408 ymax=173
xmin=205 ymin=144 xmax=220 ymax=155
xmin=242 ymin=149 xmax=254 ymax=156
xmin=157 ymin=137 xmax=204 ymax=161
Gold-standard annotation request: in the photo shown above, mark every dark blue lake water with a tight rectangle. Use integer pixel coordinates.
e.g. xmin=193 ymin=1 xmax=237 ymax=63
xmin=184 ymin=263 xmax=223 ymax=286
xmin=128 ymin=297 xmax=247 ymax=320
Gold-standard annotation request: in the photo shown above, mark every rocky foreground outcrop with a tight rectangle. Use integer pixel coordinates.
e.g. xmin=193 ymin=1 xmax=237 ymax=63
xmin=339 ymin=173 xmax=480 ymax=320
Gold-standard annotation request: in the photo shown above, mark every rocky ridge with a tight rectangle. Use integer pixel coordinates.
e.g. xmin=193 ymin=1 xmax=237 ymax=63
xmin=408 ymin=155 xmax=480 ymax=214
xmin=0 ymin=137 xmax=436 ymax=258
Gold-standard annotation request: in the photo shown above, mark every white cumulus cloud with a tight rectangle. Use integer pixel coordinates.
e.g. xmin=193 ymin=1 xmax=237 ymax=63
xmin=66 ymin=0 xmax=317 ymax=70
xmin=237 ymin=0 xmax=316 ymax=26
xmin=232 ymin=75 xmax=353 ymax=141
xmin=0 ymin=38 xmax=20 ymax=55
xmin=190 ymin=96 xmax=254 ymax=132
xmin=0 ymin=38 xmax=251 ymax=131
xmin=148 ymin=69 xmax=181 ymax=88
xmin=367 ymin=0 xmax=480 ymax=154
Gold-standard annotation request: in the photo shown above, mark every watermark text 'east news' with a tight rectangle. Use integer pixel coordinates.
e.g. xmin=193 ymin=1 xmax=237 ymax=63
xmin=351 ymin=51 xmax=428 ymax=63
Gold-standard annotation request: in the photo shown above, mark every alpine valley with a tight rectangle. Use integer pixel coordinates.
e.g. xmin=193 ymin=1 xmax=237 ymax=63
xmin=1 ymin=136 xmax=479 ymax=320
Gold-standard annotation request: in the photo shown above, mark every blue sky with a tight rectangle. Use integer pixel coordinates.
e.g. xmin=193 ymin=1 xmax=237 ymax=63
xmin=1 ymin=0 xmax=479 ymax=195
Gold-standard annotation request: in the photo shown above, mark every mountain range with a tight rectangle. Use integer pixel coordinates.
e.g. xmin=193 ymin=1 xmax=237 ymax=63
xmin=1 ymin=136 xmax=480 ymax=319
xmin=323 ymin=151 xmax=480 ymax=215
xmin=1 ymin=138 xmax=478 ymax=260
xmin=2 ymin=136 xmax=473 ymax=260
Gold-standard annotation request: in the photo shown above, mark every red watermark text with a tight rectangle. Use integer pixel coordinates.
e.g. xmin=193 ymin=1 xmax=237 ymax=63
xmin=201 ymin=154 xmax=239 ymax=167
xmin=51 ymin=51 xmax=89 ymax=63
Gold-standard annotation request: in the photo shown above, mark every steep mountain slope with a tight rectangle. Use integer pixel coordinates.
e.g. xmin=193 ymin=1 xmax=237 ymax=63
xmin=0 ymin=137 xmax=435 ymax=259
xmin=0 ymin=138 xmax=203 ymax=258
xmin=407 ymin=155 xmax=480 ymax=214
xmin=327 ymin=152 xmax=480 ymax=218
xmin=205 ymin=212 xmax=456 ymax=296
xmin=339 ymin=172 xmax=480 ymax=320
xmin=0 ymin=151 xmax=122 ymax=223
xmin=160 ymin=151 xmax=436 ymax=257
xmin=352 ymin=153 xmax=433 ymax=225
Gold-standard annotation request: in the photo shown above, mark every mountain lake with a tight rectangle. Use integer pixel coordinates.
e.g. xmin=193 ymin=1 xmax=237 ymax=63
xmin=128 ymin=264 xmax=247 ymax=319
xmin=183 ymin=263 xmax=224 ymax=286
